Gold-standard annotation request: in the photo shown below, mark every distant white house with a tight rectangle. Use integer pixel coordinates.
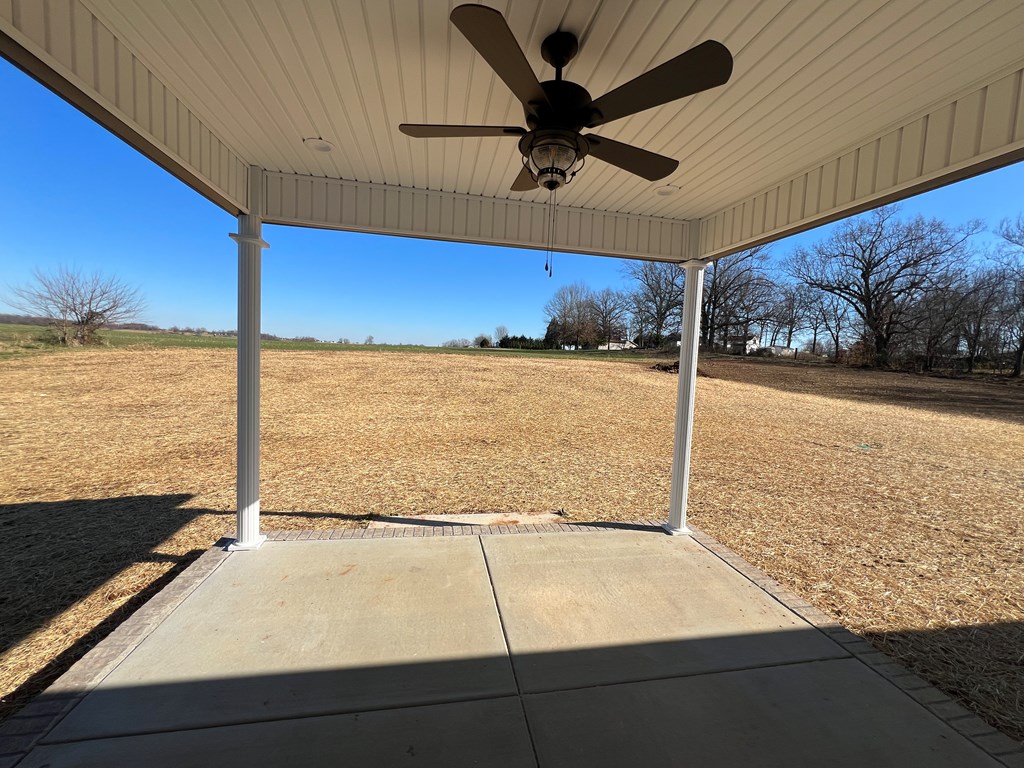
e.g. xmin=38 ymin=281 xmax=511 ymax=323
xmin=767 ymin=345 xmax=798 ymax=358
xmin=598 ymin=339 xmax=637 ymax=351
xmin=725 ymin=334 xmax=759 ymax=355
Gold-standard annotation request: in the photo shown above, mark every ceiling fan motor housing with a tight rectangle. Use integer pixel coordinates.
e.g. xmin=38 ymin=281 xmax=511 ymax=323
xmin=525 ymin=79 xmax=595 ymax=130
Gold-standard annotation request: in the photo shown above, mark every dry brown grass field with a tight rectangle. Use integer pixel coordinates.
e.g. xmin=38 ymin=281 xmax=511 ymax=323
xmin=1 ymin=348 xmax=1023 ymax=738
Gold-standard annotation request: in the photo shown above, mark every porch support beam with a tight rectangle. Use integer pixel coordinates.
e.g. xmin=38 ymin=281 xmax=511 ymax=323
xmin=665 ymin=260 xmax=706 ymax=535
xmin=261 ymin=171 xmax=694 ymax=263
xmin=229 ymin=167 xmax=269 ymax=551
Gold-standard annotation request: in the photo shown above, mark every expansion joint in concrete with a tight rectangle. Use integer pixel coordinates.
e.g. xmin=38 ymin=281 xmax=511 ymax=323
xmin=476 ymin=536 xmax=541 ymax=768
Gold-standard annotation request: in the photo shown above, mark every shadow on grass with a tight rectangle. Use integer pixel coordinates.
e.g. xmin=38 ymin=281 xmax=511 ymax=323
xmin=701 ymin=356 xmax=1024 ymax=426
xmin=0 ymin=495 xmax=230 ymax=719
xmin=864 ymin=623 xmax=1024 ymax=742
xmin=259 ymin=509 xmax=378 ymax=523
xmin=0 ymin=550 xmax=204 ymax=722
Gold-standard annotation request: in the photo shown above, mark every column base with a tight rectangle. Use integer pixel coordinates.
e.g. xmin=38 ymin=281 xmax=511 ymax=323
xmin=662 ymin=522 xmax=692 ymax=536
xmin=227 ymin=534 xmax=267 ymax=551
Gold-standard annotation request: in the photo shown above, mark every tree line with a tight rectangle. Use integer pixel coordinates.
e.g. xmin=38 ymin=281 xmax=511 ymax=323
xmin=7 ymin=207 xmax=1022 ymax=374
xmin=539 ymin=206 xmax=1024 ymax=376
xmin=442 ymin=325 xmax=552 ymax=349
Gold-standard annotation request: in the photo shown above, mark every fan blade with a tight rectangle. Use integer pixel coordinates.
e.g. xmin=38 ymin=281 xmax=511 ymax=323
xmin=585 ymin=134 xmax=679 ymax=181
xmin=450 ymin=5 xmax=550 ymax=113
xmin=510 ymin=165 xmax=536 ymax=191
xmin=400 ymin=124 xmax=526 ymax=138
xmin=588 ymin=40 xmax=732 ymax=128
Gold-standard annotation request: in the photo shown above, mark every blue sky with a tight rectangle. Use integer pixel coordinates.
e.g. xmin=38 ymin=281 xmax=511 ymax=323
xmin=1 ymin=57 xmax=1022 ymax=344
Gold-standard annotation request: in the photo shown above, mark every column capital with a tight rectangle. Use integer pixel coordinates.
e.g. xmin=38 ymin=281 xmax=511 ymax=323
xmin=228 ymin=232 xmax=270 ymax=249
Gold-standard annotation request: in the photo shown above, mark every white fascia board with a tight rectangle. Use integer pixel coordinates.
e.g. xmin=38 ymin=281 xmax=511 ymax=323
xmin=699 ymin=65 xmax=1024 ymax=260
xmin=262 ymin=172 xmax=695 ymax=262
xmin=0 ymin=2 xmax=249 ymax=214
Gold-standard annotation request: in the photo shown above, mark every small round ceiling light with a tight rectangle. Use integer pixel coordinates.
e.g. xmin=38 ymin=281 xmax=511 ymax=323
xmin=655 ymin=184 xmax=679 ymax=197
xmin=303 ymin=137 xmax=335 ymax=153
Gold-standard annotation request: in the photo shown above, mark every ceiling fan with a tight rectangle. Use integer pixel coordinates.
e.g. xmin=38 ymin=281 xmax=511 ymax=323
xmin=399 ymin=4 xmax=733 ymax=192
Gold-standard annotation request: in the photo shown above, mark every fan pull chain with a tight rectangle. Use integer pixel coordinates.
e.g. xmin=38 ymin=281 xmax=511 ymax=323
xmin=543 ymin=187 xmax=551 ymax=276
xmin=545 ymin=187 xmax=557 ymax=277
xmin=551 ymin=188 xmax=557 ymax=277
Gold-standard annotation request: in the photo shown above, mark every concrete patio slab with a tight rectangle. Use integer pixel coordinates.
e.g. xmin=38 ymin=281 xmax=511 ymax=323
xmin=7 ymin=526 xmax=1015 ymax=767
xmin=44 ymin=537 xmax=515 ymax=742
xmin=21 ymin=696 xmax=536 ymax=768
xmin=525 ymin=658 xmax=999 ymax=767
xmin=482 ymin=531 xmax=847 ymax=692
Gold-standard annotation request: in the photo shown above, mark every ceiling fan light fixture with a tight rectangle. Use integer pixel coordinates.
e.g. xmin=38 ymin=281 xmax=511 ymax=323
xmin=525 ymin=131 xmax=586 ymax=190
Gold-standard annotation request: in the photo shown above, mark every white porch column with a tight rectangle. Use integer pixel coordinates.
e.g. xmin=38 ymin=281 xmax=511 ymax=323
xmin=229 ymin=167 xmax=268 ymax=550
xmin=665 ymin=261 xmax=706 ymax=535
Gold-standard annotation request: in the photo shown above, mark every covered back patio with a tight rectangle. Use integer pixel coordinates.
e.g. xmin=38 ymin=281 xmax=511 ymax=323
xmin=3 ymin=0 xmax=1024 ymax=548
xmin=3 ymin=0 xmax=1024 ymax=764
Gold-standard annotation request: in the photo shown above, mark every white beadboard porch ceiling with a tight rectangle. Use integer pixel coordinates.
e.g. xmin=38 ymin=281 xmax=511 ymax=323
xmin=80 ymin=0 xmax=1024 ymax=222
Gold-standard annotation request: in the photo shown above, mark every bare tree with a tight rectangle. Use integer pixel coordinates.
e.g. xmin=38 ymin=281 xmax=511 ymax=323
xmin=494 ymin=325 xmax=509 ymax=345
xmin=997 ymin=281 xmax=1024 ymax=376
xmin=728 ymin=272 xmax=776 ymax=346
xmin=766 ymin=282 xmax=814 ymax=349
xmin=627 ymin=289 xmax=651 ymax=347
xmin=803 ymin=297 xmax=827 ymax=355
xmin=8 ymin=266 xmax=145 ymax=345
xmin=818 ymin=293 xmax=852 ymax=361
xmin=701 ymin=245 xmax=774 ymax=349
xmin=907 ymin=272 xmax=973 ymax=372
xmin=787 ymin=206 xmax=980 ymax=367
xmin=959 ymin=267 xmax=1007 ymax=373
xmin=544 ymin=282 xmax=594 ymax=349
xmin=996 ymin=216 xmax=1024 ymax=376
xmin=589 ymin=288 xmax=629 ymax=348
xmin=623 ymin=260 xmax=684 ymax=346
xmin=997 ymin=214 xmax=1024 ymax=251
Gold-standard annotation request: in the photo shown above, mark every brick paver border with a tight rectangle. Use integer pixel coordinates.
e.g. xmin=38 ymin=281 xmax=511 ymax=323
xmin=2 ymin=522 xmax=1021 ymax=768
